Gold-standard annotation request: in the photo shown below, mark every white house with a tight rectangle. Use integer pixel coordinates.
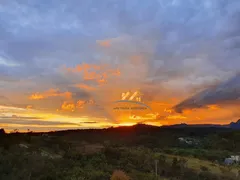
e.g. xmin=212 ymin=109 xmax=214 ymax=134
xmin=230 ymin=155 xmax=240 ymax=162
xmin=178 ymin=137 xmax=198 ymax=145
xmin=225 ymin=155 xmax=240 ymax=165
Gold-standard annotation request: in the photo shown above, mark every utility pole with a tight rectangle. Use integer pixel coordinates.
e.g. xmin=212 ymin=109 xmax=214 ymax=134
xmin=155 ymin=159 xmax=159 ymax=179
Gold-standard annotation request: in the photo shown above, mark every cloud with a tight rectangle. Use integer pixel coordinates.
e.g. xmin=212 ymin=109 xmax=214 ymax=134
xmin=80 ymin=121 xmax=97 ymax=124
xmin=0 ymin=0 xmax=240 ymax=129
xmin=74 ymin=83 xmax=96 ymax=91
xmin=29 ymin=88 xmax=72 ymax=100
xmin=173 ymin=73 xmax=240 ymax=113
xmin=59 ymin=101 xmax=75 ymax=112
xmin=0 ymin=55 xmax=20 ymax=67
xmin=26 ymin=105 xmax=33 ymax=109
xmin=58 ymin=99 xmax=99 ymax=113
xmin=0 ymin=119 xmax=78 ymax=126
xmin=0 ymin=115 xmax=78 ymax=126
xmin=64 ymin=63 xmax=121 ymax=86
xmin=97 ymin=39 xmax=111 ymax=48
xmin=2 ymin=115 xmax=42 ymax=120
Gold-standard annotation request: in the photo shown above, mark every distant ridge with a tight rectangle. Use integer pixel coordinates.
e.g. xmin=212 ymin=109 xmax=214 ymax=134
xmin=2 ymin=120 xmax=239 ymax=135
xmin=229 ymin=119 xmax=240 ymax=129
xmin=161 ymin=119 xmax=240 ymax=129
xmin=113 ymin=120 xmax=240 ymax=129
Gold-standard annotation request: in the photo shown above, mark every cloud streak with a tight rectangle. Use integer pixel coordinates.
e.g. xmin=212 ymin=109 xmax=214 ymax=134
xmin=29 ymin=89 xmax=72 ymax=100
xmin=173 ymin=73 xmax=240 ymax=113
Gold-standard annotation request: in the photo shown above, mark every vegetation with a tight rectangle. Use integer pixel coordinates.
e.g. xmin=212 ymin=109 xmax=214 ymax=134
xmin=0 ymin=124 xmax=239 ymax=180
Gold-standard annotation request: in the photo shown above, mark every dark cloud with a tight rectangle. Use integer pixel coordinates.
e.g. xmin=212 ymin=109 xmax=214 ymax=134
xmin=80 ymin=121 xmax=97 ymax=124
xmin=0 ymin=116 xmax=78 ymax=126
xmin=173 ymin=73 xmax=240 ymax=113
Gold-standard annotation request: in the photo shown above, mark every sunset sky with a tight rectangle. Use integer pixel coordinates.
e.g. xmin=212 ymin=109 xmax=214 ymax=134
xmin=0 ymin=0 xmax=240 ymax=132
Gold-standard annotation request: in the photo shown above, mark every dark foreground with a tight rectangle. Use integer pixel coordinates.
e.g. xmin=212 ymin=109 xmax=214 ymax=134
xmin=0 ymin=124 xmax=239 ymax=180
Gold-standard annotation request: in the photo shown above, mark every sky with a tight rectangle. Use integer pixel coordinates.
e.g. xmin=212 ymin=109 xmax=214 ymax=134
xmin=0 ymin=0 xmax=240 ymax=132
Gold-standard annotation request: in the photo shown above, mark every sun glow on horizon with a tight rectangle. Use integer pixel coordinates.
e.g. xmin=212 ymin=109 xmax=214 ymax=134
xmin=116 ymin=122 xmax=137 ymax=127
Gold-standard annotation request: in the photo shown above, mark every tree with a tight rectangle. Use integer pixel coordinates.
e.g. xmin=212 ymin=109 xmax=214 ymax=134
xmin=0 ymin=128 xmax=5 ymax=135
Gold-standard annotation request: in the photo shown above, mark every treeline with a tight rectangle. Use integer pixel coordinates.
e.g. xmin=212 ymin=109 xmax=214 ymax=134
xmin=0 ymin=144 xmax=237 ymax=180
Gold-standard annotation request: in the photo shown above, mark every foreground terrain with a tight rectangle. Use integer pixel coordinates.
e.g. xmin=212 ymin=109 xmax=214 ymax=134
xmin=0 ymin=124 xmax=239 ymax=180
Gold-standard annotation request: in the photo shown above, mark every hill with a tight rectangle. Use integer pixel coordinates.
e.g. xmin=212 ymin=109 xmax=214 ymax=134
xmin=230 ymin=119 xmax=240 ymax=129
xmin=0 ymin=122 xmax=239 ymax=180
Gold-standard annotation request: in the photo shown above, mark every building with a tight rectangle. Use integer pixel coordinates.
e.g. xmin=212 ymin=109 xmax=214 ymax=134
xmin=224 ymin=158 xmax=234 ymax=165
xmin=178 ymin=137 xmax=199 ymax=145
xmin=224 ymin=155 xmax=240 ymax=165
xmin=230 ymin=155 xmax=240 ymax=162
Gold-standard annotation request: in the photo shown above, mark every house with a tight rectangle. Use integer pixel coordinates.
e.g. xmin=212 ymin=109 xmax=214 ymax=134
xmin=42 ymin=133 xmax=49 ymax=137
xmin=178 ymin=137 xmax=193 ymax=144
xmin=224 ymin=158 xmax=234 ymax=165
xmin=224 ymin=155 xmax=240 ymax=165
xmin=178 ymin=137 xmax=185 ymax=141
xmin=230 ymin=155 xmax=240 ymax=162
xmin=19 ymin=144 xmax=29 ymax=149
xmin=178 ymin=137 xmax=199 ymax=145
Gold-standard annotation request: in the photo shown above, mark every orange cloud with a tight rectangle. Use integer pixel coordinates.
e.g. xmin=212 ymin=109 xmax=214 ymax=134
xmin=26 ymin=105 xmax=33 ymax=109
xmin=129 ymin=113 xmax=159 ymax=120
xmin=182 ymin=109 xmax=193 ymax=115
xmin=61 ymin=101 xmax=75 ymax=112
xmin=164 ymin=108 xmax=174 ymax=113
xmin=84 ymin=70 xmax=102 ymax=80
xmin=207 ymin=104 xmax=220 ymax=110
xmin=166 ymin=115 xmax=187 ymax=120
xmin=29 ymin=89 xmax=72 ymax=100
xmin=108 ymin=68 xmax=121 ymax=76
xmin=74 ymin=83 xmax=95 ymax=91
xmin=76 ymin=100 xmax=85 ymax=109
xmin=97 ymin=40 xmax=111 ymax=48
xmin=29 ymin=94 xmax=44 ymax=100
xmin=65 ymin=63 xmax=102 ymax=73
xmin=65 ymin=63 xmax=120 ymax=86
xmin=59 ymin=99 xmax=96 ymax=112
xmin=97 ymin=78 xmax=107 ymax=85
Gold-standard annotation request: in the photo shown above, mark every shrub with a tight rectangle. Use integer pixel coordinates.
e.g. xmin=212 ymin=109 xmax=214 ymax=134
xmin=111 ymin=170 xmax=130 ymax=180
xmin=0 ymin=128 xmax=5 ymax=135
xmin=200 ymin=166 xmax=209 ymax=172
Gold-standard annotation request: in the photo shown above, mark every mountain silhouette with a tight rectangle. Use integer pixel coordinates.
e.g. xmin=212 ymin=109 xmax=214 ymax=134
xmin=229 ymin=119 xmax=240 ymax=129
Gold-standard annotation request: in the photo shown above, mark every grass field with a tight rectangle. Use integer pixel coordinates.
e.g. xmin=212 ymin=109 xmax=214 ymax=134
xmin=156 ymin=152 xmax=239 ymax=177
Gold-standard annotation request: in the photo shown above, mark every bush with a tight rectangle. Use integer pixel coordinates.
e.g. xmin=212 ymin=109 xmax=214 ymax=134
xmin=111 ymin=170 xmax=130 ymax=180
xmin=200 ymin=166 xmax=209 ymax=172
xmin=0 ymin=128 xmax=5 ymax=135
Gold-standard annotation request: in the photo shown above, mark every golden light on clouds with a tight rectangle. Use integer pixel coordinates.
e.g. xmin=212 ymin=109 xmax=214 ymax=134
xmin=2 ymin=37 xmax=240 ymax=132
xmin=61 ymin=101 xmax=75 ymax=112
xmin=207 ymin=104 xmax=220 ymax=110
xmin=97 ymin=39 xmax=111 ymax=48
xmin=64 ymin=63 xmax=121 ymax=86
xmin=166 ymin=115 xmax=187 ymax=120
xmin=1 ymin=2 xmax=240 ymax=135
xmin=29 ymin=89 xmax=72 ymax=100
xmin=26 ymin=105 xmax=33 ymax=110
xmin=29 ymin=93 xmax=44 ymax=100
xmin=76 ymin=100 xmax=85 ymax=109
xmin=74 ymin=83 xmax=96 ymax=91
xmin=164 ymin=108 xmax=174 ymax=113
